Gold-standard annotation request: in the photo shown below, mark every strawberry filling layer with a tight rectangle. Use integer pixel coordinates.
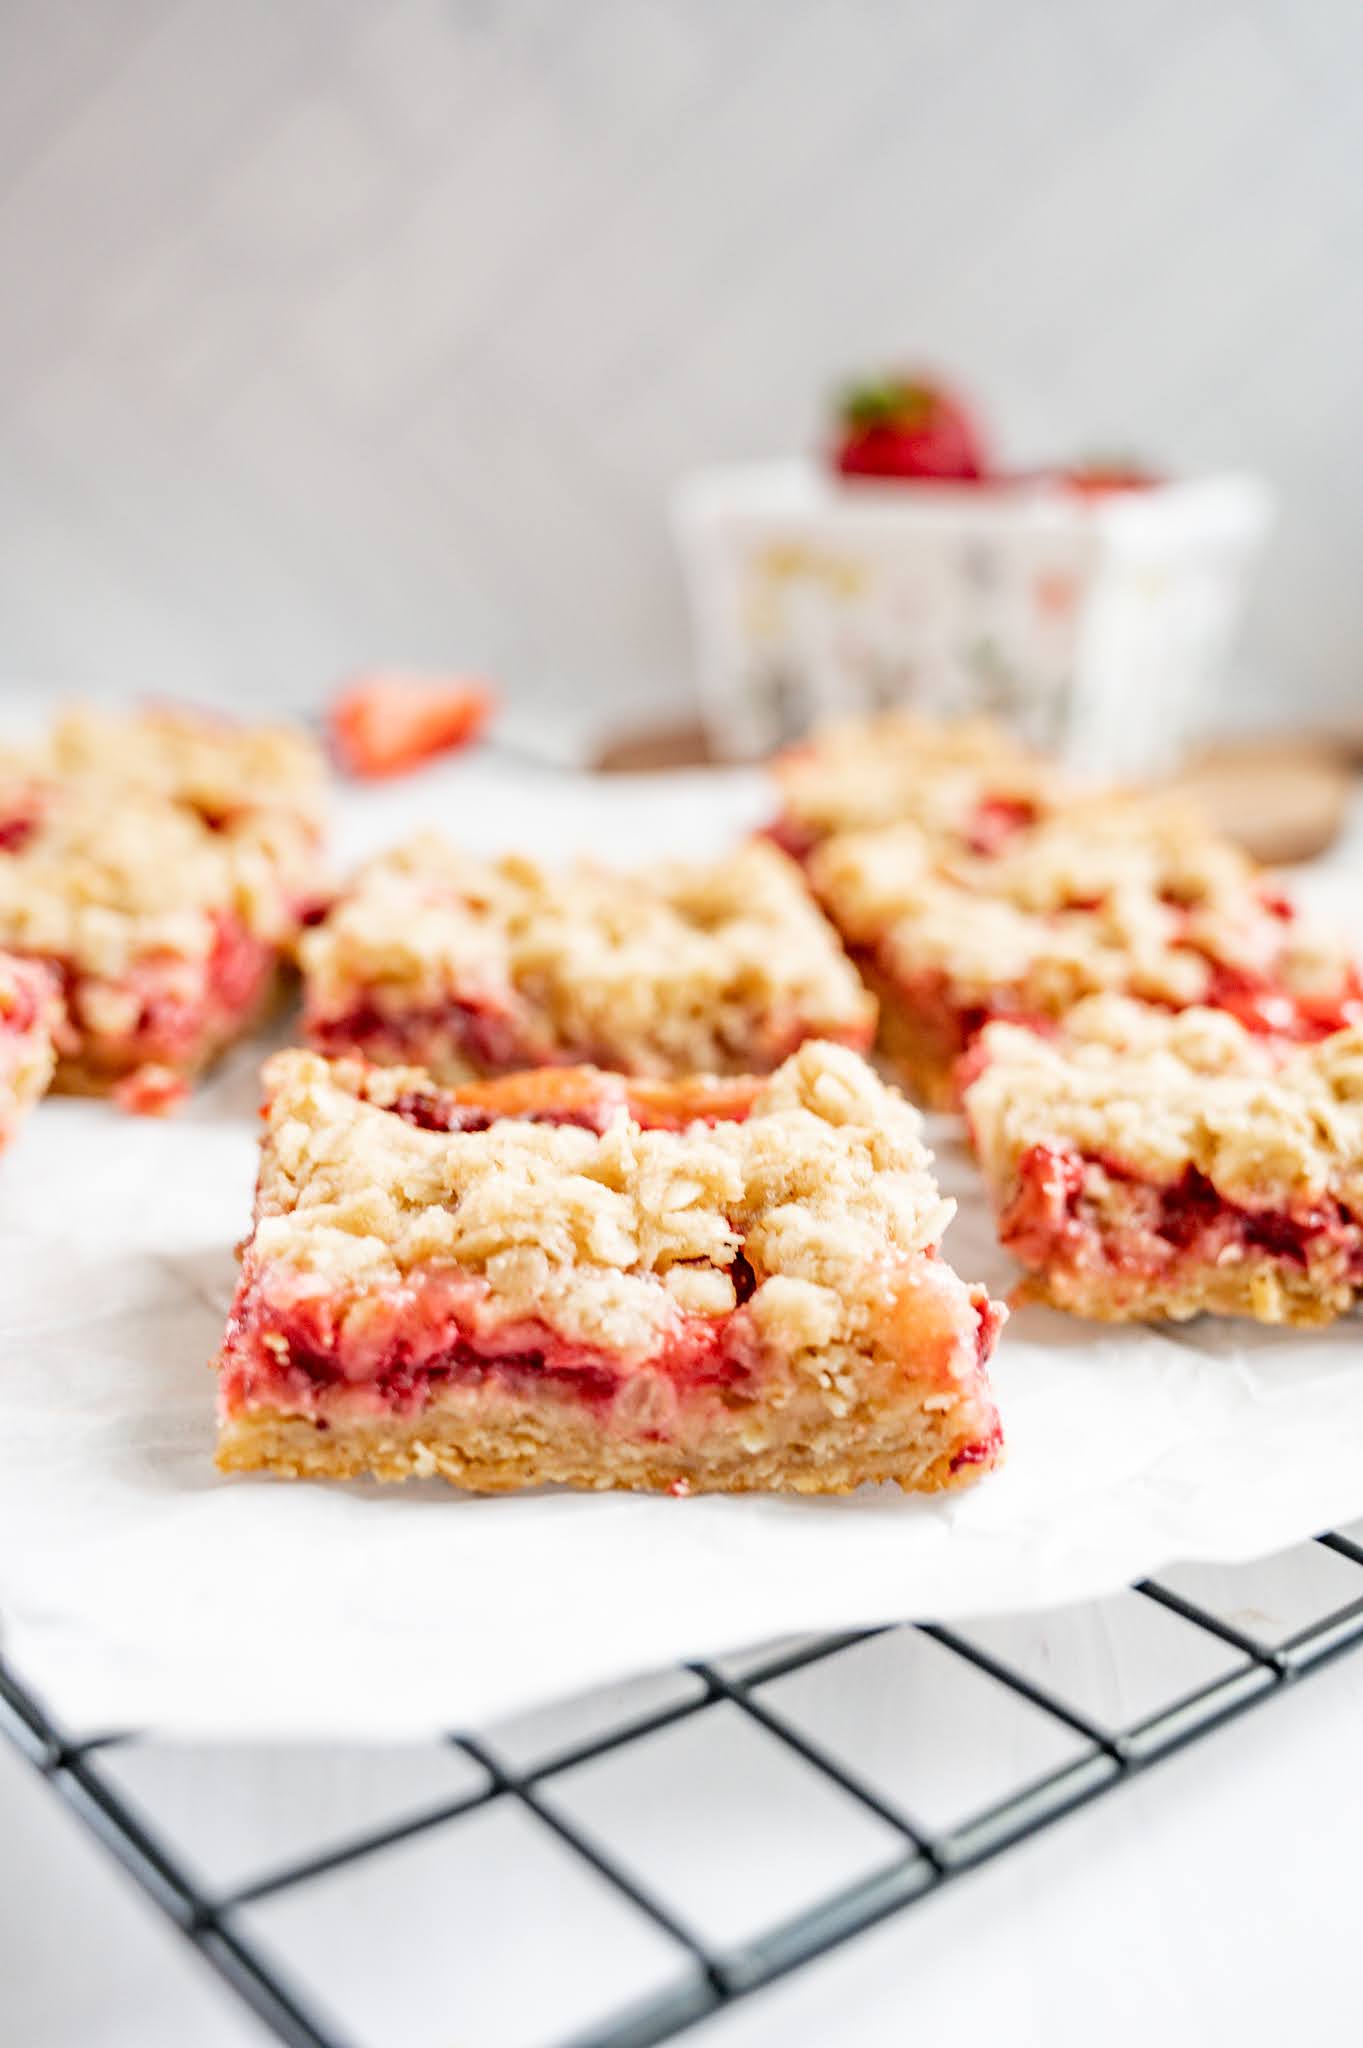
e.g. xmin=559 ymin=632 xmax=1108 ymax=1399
xmin=54 ymin=908 xmax=280 ymax=1079
xmin=307 ymin=990 xmax=536 ymax=1074
xmin=0 ymin=957 xmax=54 ymax=1043
xmin=998 ymin=1142 xmax=1363 ymax=1289
xmin=220 ymin=1252 xmax=1004 ymax=1458
xmin=219 ymin=1263 xmax=761 ymax=1431
xmin=962 ymin=794 xmax=1042 ymax=856
xmin=306 ymin=990 xmax=873 ymax=1077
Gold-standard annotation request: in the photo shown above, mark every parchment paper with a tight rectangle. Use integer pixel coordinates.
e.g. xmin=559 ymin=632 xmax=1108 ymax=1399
xmin=2 ymin=754 xmax=1362 ymax=1739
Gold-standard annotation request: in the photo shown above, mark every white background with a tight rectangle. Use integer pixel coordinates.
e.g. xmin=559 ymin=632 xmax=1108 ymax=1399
xmin=2 ymin=0 xmax=1363 ymax=730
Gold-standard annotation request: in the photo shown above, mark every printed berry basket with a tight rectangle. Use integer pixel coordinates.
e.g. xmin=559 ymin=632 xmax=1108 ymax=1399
xmin=673 ymin=460 xmax=1273 ymax=778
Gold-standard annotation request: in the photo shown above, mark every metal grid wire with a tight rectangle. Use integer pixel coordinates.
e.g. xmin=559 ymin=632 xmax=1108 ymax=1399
xmin=6 ymin=1532 xmax=1363 ymax=2048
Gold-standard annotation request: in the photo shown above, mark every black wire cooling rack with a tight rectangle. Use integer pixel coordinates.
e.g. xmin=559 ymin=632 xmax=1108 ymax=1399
xmin=6 ymin=1532 xmax=1363 ymax=2048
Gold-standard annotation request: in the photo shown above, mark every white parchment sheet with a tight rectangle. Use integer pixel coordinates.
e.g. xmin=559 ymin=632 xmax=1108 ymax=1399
xmin=2 ymin=755 xmax=1362 ymax=1739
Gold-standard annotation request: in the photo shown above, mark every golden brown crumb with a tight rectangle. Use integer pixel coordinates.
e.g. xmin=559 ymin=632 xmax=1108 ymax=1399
xmin=44 ymin=703 xmax=326 ymax=836
xmin=0 ymin=704 xmax=327 ymax=976
xmin=965 ymin=994 xmax=1363 ymax=1213
xmin=811 ymin=800 xmax=1354 ymax=1015
xmin=301 ymin=836 xmax=873 ymax=1077
xmin=772 ymin=710 xmax=1067 ymax=846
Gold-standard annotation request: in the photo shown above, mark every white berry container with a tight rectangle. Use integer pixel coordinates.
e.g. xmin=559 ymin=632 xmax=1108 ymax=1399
xmin=672 ymin=460 xmax=1274 ymax=778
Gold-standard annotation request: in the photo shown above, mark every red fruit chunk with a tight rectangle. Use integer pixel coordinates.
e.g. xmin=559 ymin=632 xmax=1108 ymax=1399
xmin=833 ymin=373 xmax=988 ymax=482
xmin=112 ymin=1063 xmax=190 ymax=1117
xmin=1056 ymin=460 xmax=1160 ymax=494
xmin=329 ymin=673 xmax=496 ymax=778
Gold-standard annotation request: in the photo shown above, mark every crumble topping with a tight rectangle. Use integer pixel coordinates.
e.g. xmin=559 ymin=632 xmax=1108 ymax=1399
xmin=42 ymin=703 xmax=326 ymax=836
xmin=964 ymin=994 xmax=1363 ymax=1215
xmin=772 ymin=711 xmax=1067 ymax=846
xmin=251 ymin=1041 xmax=955 ymax=1356
xmin=0 ymin=706 xmax=326 ymax=980
xmin=810 ymin=802 xmax=1354 ymax=1013
xmin=301 ymin=836 xmax=873 ymax=1075
xmin=0 ymin=775 xmax=312 ymax=975
xmin=969 ymin=794 xmax=1253 ymax=911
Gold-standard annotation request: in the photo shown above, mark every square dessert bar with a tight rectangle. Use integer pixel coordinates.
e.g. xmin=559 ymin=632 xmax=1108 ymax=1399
xmin=768 ymin=711 xmax=1068 ymax=862
xmin=810 ymin=794 xmax=1361 ymax=1106
xmin=964 ymin=994 xmax=1363 ymax=1326
xmin=215 ymin=1041 xmax=1006 ymax=1494
xmin=0 ymin=706 xmax=328 ymax=1109
xmin=0 ymin=952 xmax=59 ymax=1148
xmin=300 ymin=836 xmax=875 ymax=1081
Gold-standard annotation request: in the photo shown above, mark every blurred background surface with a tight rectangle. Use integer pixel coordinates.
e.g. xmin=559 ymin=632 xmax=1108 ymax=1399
xmin=1 ymin=0 xmax=1360 ymax=732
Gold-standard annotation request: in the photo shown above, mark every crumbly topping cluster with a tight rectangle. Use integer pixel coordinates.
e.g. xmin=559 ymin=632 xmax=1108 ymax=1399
xmin=41 ymin=704 xmax=326 ymax=838
xmin=964 ymin=994 xmax=1363 ymax=1215
xmin=810 ymin=798 xmax=1352 ymax=1012
xmin=0 ymin=707 xmax=326 ymax=977
xmin=301 ymin=837 xmax=873 ymax=1076
xmin=772 ymin=711 xmax=1066 ymax=846
xmin=251 ymin=1041 xmax=956 ymax=1357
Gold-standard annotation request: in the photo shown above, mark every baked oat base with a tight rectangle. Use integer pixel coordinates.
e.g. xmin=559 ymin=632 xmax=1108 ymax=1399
xmin=1013 ymin=1253 xmax=1351 ymax=1329
xmin=217 ymin=1393 xmax=997 ymax=1496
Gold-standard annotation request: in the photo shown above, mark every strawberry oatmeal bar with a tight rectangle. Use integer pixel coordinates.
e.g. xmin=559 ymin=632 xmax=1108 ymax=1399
xmin=215 ymin=1041 xmax=1006 ymax=1494
xmin=964 ymin=994 xmax=1363 ymax=1326
xmin=0 ymin=952 xmax=59 ymax=1147
xmin=769 ymin=711 xmax=1069 ymax=863
xmin=301 ymin=836 xmax=874 ymax=1081
xmin=809 ymin=794 xmax=1361 ymax=1106
xmin=0 ymin=706 xmax=327 ymax=1109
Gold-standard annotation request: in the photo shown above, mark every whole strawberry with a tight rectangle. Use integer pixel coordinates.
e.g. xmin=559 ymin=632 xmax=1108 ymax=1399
xmin=833 ymin=373 xmax=988 ymax=482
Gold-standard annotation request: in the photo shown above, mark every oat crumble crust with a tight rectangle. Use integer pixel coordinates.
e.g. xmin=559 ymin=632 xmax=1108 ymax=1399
xmin=772 ymin=711 xmax=1068 ymax=846
xmin=964 ymin=994 xmax=1363 ymax=1214
xmin=0 ymin=777 xmax=317 ymax=977
xmin=254 ymin=1040 xmax=955 ymax=1356
xmin=39 ymin=704 xmax=326 ymax=836
xmin=810 ymin=798 xmax=1353 ymax=1014
xmin=300 ymin=836 xmax=874 ymax=1076
xmin=0 ymin=707 xmax=326 ymax=975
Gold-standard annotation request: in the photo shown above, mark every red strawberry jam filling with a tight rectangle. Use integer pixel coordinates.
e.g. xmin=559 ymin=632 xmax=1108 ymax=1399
xmin=219 ymin=1256 xmax=1003 ymax=1455
xmin=0 ymin=957 xmax=54 ymax=1042
xmin=0 ymin=806 xmax=42 ymax=855
xmin=219 ymin=1263 xmax=761 ymax=1431
xmin=306 ymin=989 xmax=536 ymax=1074
xmin=964 ymin=793 xmax=1042 ymax=857
xmin=999 ymin=1141 xmax=1363 ymax=1287
xmin=307 ymin=988 xmax=873 ymax=1080
xmin=66 ymin=908 xmax=278 ymax=1072
xmin=1200 ymin=960 xmax=1363 ymax=1041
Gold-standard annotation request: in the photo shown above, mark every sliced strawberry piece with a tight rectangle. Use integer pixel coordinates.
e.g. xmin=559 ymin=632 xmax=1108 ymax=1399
xmin=1055 ymin=458 xmax=1160 ymax=494
xmin=832 ymin=373 xmax=988 ymax=482
xmin=329 ymin=673 xmax=496 ymax=779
